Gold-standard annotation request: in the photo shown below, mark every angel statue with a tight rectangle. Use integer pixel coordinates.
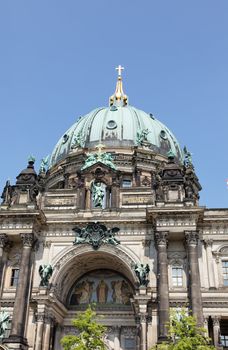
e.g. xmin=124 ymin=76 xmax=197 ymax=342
xmin=39 ymin=155 xmax=49 ymax=173
xmin=92 ymin=181 xmax=105 ymax=208
xmin=0 ymin=311 xmax=10 ymax=339
xmin=183 ymin=146 xmax=193 ymax=168
xmin=39 ymin=264 xmax=53 ymax=287
xmin=134 ymin=263 xmax=150 ymax=286
xmin=136 ymin=129 xmax=149 ymax=145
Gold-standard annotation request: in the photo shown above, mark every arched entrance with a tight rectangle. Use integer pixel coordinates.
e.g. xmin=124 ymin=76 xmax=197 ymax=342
xmin=51 ymin=245 xmax=141 ymax=350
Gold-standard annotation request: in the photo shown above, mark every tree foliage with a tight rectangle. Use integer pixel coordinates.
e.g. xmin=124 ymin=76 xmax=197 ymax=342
xmin=60 ymin=305 xmax=106 ymax=350
xmin=151 ymin=309 xmax=216 ymax=350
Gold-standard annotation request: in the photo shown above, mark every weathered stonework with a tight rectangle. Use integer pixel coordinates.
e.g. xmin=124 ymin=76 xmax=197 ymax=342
xmin=0 ymin=74 xmax=228 ymax=350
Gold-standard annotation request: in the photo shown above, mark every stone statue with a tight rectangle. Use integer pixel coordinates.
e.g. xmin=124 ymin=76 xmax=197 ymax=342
xmin=81 ymin=153 xmax=97 ymax=170
xmin=1 ymin=180 xmax=11 ymax=205
xmin=81 ymin=151 xmax=116 ymax=171
xmin=101 ymin=152 xmax=116 ymax=170
xmin=111 ymin=280 xmax=123 ymax=303
xmin=71 ymin=129 xmax=84 ymax=149
xmin=185 ymin=179 xmax=194 ymax=199
xmin=136 ymin=129 xmax=149 ymax=145
xmin=39 ymin=264 xmax=53 ymax=287
xmin=134 ymin=263 xmax=150 ymax=286
xmin=153 ymin=172 xmax=164 ymax=201
xmin=74 ymin=280 xmax=94 ymax=304
xmin=121 ymin=280 xmax=132 ymax=304
xmin=92 ymin=181 xmax=105 ymax=208
xmin=103 ymin=227 xmax=120 ymax=246
xmin=39 ymin=156 xmax=49 ymax=173
xmin=0 ymin=311 xmax=9 ymax=339
xmin=183 ymin=146 xmax=193 ymax=167
xmin=97 ymin=280 xmax=108 ymax=303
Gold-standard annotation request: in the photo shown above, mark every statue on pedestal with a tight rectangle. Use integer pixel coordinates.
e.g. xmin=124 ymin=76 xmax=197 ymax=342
xmin=134 ymin=263 xmax=150 ymax=286
xmin=39 ymin=264 xmax=53 ymax=287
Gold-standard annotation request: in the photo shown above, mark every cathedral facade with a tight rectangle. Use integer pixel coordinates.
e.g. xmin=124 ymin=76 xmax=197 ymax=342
xmin=0 ymin=68 xmax=228 ymax=350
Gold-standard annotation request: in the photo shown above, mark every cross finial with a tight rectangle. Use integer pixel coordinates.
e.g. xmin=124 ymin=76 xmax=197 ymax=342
xmin=116 ymin=65 xmax=124 ymax=77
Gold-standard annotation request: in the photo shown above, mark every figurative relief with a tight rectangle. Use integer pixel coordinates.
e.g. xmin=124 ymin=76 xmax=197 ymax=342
xmin=69 ymin=270 xmax=133 ymax=306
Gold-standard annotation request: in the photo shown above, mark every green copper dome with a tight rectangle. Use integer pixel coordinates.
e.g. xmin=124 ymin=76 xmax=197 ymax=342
xmin=49 ymin=105 xmax=183 ymax=168
xmin=49 ymin=67 xmax=183 ymax=168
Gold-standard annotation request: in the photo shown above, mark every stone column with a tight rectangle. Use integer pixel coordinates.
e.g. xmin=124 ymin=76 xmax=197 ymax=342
xmin=185 ymin=231 xmax=203 ymax=326
xmin=212 ymin=316 xmax=221 ymax=348
xmin=85 ymin=187 xmax=91 ymax=209
xmin=0 ymin=234 xmax=9 ymax=292
xmin=111 ymin=179 xmax=120 ymax=209
xmin=135 ymin=319 xmax=140 ymax=350
xmin=43 ymin=315 xmax=53 ymax=350
xmin=4 ymin=233 xmax=34 ymax=348
xmin=113 ymin=326 xmax=120 ymax=350
xmin=140 ymin=314 xmax=147 ymax=350
xmin=203 ymin=316 xmax=209 ymax=337
xmin=35 ymin=313 xmax=45 ymax=350
xmin=204 ymin=239 xmax=216 ymax=289
xmin=155 ymin=231 xmax=169 ymax=341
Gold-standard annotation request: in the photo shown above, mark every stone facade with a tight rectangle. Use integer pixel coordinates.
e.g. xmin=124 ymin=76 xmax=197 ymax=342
xmin=0 ymin=73 xmax=227 ymax=350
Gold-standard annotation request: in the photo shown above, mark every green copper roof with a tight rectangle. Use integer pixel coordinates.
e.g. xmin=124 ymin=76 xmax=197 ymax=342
xmin=49 ymin=105 xmax=183 ymax=168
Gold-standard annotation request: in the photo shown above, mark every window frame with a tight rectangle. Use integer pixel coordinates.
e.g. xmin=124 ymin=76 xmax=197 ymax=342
xmin=171 ymin=266 xmax=184 ymax=288
xmin=10 ymin=268 xmax=20 ymax=287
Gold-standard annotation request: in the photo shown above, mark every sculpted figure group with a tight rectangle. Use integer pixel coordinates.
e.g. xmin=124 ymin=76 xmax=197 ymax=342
xmin=71 ymin=277 xmax=132 ymax=305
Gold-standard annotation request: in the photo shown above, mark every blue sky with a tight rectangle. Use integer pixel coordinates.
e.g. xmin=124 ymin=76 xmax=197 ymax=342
xmin=0 ymin=0 xmax=228 ymax=208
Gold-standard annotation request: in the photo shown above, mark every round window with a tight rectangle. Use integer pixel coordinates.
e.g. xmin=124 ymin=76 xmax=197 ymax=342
xmin=160 ymin=130 xmax=167 ymax=140
xmin=62 ymin=134 xmax=69 ymax=144
xmin=107 ymin=120 xmax=117 ymax=130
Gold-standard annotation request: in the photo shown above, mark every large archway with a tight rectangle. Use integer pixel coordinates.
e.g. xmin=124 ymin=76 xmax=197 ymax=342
xmin=51 ymin=244 xmax=140 ymax=304
xmin=51 ymin=244 xmax=141 ymax=350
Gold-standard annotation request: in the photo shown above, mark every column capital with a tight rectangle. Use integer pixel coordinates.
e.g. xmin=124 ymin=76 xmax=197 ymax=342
xmin=44 ymin=313 xmax=55 ymax=325
xmin=139 ymin=314 xmax=147 ymax=323
xmin=112 ymin=325 xmax=121 ymax=335
xmin=203 ymin=239 xmax=213 ymax=248
xmin=0 ymin=233 xmax=9 ymax=248
xmin=20 ymin=233 xmax=34 ymax=247
xmin=185 ymin=231 xmax=199 ymax=246
xmin=36 ymin=312 xmax=45 ymax=323
xmin=155 ymin=231 xmax=169 ymax=246
xmin=142 ymin=239 xmax=151 ymax=248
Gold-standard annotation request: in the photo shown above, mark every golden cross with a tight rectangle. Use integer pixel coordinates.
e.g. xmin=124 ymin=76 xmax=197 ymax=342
xmin=116 ymin=65 xmax=124 ymax=77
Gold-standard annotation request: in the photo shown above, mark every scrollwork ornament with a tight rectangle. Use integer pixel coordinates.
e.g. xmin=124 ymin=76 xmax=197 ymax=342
xmin=185 ymin=231 xmax=199 ymax=246
xmin=21 ymin=233 xmax=34 ymax=247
